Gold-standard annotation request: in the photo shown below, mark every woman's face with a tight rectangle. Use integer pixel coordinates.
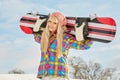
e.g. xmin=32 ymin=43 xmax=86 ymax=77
xmin=48 ymin=17 xmax=58 ymax=33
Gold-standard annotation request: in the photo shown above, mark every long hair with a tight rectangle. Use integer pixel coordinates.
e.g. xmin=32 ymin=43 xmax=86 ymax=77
xmin=41 ymin=17 xmax=64 ymax=57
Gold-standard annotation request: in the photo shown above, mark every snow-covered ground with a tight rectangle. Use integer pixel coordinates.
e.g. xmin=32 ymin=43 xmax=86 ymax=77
xmin=0 ymin=74 xmax=120 ymax=80
xmin=112 ymin=70 xmax=120 ymax=80
xmin=0 ymin=74 xmax=39 ymax=80
xmin=0 ymin=74 xmax=83 ymax=80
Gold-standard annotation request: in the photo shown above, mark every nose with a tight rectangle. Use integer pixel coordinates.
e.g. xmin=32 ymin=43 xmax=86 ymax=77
xmin=49 ymin=22 xmax=54 ymax=27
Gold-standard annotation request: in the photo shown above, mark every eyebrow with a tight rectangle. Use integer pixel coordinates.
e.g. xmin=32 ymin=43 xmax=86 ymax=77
xmin=48 ymin=19 xmax=58 ymax=23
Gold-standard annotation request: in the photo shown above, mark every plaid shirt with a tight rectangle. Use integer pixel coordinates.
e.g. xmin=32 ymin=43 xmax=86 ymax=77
xmin=34 ymin=33 xmax=93 ymax=79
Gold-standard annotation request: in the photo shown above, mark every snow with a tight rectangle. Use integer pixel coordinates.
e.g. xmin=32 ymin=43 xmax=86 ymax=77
xmin=1 ymin=74 xmax=119 ymax=80
xmin=0 ymin=74 xmax=39 ymax=80
xmin=0 ymin=74 xmax=84 ymax=80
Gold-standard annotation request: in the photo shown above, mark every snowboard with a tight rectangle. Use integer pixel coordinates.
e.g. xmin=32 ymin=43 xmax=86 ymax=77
xmin=19 ymin=13 xmax=116 ymax=43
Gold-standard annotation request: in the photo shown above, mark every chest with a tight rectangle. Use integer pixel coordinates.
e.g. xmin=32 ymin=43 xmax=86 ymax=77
xmin=48 ymin=38 xmax=69 ymax=52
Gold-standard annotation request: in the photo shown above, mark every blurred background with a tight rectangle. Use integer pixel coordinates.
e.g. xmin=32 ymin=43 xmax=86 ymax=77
xmin=0 ymin=1 xmax=120 ymax=79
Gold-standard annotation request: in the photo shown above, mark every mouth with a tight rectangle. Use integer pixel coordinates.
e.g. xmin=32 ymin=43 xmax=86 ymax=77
xmin=49 ymin=26 xmax=54 ymax=29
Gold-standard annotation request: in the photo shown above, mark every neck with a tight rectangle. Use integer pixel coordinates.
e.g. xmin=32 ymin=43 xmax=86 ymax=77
xmin=50 ymin=31 xmax=57 ymax=35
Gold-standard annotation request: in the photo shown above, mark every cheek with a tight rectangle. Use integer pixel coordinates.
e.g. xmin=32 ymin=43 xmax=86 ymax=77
xmin=54 ymin=25 xmax=58 ymax=31
xmin=48 ymin=24 xmax=58 ymax=32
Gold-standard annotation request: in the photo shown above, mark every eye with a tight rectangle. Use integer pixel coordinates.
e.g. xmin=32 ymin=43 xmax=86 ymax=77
xmin=48 ymin=20 xmax=52 ymax=23
xmin=54 ymin=22 xmax=57 ymax=24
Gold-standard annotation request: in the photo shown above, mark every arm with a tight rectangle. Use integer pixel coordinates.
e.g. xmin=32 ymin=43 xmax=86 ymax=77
xmin=66 ymin=34 xmax=93 ymax=50
xmin=33 ymin=33 xmax=41 ymax=43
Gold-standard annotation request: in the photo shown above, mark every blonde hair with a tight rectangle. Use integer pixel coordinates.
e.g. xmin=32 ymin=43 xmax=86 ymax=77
xmin=41 ymin=16 xmax=64 ymax=57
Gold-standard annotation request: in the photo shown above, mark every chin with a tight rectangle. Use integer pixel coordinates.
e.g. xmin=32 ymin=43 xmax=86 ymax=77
xmin=49 ymin=29 xmax=53 ymax=32
xmin=49 ymin=29 xmax=54 ymax=32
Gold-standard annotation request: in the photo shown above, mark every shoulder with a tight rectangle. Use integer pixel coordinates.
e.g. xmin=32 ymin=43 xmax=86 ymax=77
xmin=63 ymin=32 xmax=75 ymax=40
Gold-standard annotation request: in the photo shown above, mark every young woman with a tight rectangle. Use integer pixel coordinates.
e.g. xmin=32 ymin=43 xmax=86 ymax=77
xmin=34 ymin=12 xmax=93 ymax=80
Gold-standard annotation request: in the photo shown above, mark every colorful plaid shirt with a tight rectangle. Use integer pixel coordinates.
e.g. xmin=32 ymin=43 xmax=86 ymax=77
xmin=34 ymin=32 xmax=93 ymax=79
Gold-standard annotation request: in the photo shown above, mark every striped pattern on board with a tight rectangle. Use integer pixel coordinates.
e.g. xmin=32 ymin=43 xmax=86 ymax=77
xmin=88 ymin=22 xmax=116 ymax=43
xmin=19 ymin=14 xmax=39 ymax=34
xmin=20 ymin=14 xmax=39 ymax=28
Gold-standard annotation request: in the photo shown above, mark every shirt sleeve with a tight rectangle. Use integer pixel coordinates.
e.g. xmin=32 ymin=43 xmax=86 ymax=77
xmin=33 ymin=33 xmax=41 ymax=43
xmin=66 ymin=34 xmax=93 ymax=50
